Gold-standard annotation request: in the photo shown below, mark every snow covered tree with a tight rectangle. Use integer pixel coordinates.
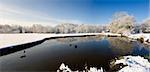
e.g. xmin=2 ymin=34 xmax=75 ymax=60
xmin=0 ymin=23 xmax=106 ymax=33
xmin=141 ymin=18 xmax=150 ymax=33
xmin=55 ymin=23 xmax=77 ymax=33
xmin=109 ymin=12 xmax=135 ymax=34
xmin=28 ymin=24 xmax=54 ymax=33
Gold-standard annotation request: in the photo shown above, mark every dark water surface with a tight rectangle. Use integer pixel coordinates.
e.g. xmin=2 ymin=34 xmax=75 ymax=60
xmin=0 ymin=36 xmax=149 ymax=71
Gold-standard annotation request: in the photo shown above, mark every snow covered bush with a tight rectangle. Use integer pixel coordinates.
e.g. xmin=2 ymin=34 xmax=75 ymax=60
xmin=141 ymin=18 xmax=150 ymax=33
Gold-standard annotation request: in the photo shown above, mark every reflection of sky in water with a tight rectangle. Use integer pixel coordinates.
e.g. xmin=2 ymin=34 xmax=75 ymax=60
xmin=56 ymin=36 xmax=104 ymax=43
xmin=107 ymin=37 xmax=149 ymax=57
xmin=132 ymin=42 xmax=150 ymax=57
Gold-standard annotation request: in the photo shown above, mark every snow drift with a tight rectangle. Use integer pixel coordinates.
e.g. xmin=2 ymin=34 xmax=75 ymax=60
xmin=115 ymin=56 xmax=150 ymax=72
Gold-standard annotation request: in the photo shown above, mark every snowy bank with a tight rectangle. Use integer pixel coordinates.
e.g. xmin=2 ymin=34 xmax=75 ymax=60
xmin=57 ymin=56 xmax=150 ymax=72
xmin=0 ymin=33 xmax=103 ymax=49
xmin=115 ymin=56 xmax=150 ymax=72
xmin=103 ymin=33 xmax=121 ymax=37
xmin=57 ymin=63 xmax=104 ymax=72
xmin=128 ymin=33 xmax=150 ymax=43
xmin=0 ymin=33 xmax=122 ymax=49
xmin=0 ymin=33 xmax=50 ymax=49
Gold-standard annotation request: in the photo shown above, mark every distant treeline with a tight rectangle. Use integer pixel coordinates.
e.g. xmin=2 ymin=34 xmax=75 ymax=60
xmin=0 ymin=12 xmax=149 ymax=34
xmin=0 ymin=23 xmax=107 ymax=33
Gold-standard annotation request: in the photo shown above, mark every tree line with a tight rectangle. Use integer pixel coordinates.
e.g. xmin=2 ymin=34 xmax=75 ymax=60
xmin=0 ymin=23 xmax=106 ymax=33
xmin=0 ymin=12 xmax=149 ymax=34
xmin=109 ymin=12 xmax=150 ymax=34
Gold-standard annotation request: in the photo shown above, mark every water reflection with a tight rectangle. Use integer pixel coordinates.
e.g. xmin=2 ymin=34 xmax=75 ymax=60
xmin=132 ymin=42 xmax=150 ymax=58
xmin=107 ymin=37 xmax=134 ymax=56
xmin=108 ymin=37 xmax=150 ymax=58
xmin=0 ymin=36 xmax=149 ymax=71
xmin=56 ymin=36 xmax=103 ymax=43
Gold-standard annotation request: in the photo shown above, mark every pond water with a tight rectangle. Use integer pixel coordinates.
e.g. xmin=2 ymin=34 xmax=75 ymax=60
xmin=0 ymin=36 xmax=149 ymax=71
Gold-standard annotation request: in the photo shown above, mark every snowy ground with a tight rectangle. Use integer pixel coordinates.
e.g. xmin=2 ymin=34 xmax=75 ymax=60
xmin=103 ymin=33 xmax=121 ymax=36
xmin=0 ymin=33 xmax=104 ymax=49
xmin=115 ymin=56 xmax=150 ymax=72
xmin=57 ymin=63 xmax=104 ymax=72
xmin=128 ymin=33 xmax=150 ymax=43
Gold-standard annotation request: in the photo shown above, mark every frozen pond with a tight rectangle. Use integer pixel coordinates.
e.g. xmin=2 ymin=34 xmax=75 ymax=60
xmin=0 ymin=36 xmax=149 ymax=71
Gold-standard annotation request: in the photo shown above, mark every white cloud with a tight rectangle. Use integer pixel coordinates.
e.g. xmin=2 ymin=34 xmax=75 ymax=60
xmin=0 ymin=3 xmax=83 ymax=26
xmin=0 ymin=18 xmax=59 ymax=27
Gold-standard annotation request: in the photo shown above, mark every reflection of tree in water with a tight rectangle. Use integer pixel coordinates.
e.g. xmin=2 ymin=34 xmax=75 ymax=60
xmin=56 ymin=36 xmax=103 ymax=43
xmin=108 ymin=37 xmax=134 ymax=56
xmin=132 ymin=42 xmax=150 ymax=58
xmin=56 ymin=37 xmax=78 ymax=43
xmin=143 ymin=44 xmax=150 ymax=49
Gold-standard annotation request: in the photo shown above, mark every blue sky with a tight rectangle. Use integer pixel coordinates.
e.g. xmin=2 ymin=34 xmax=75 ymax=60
xmin=0 ymin=0 xmax=149 ymax=26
